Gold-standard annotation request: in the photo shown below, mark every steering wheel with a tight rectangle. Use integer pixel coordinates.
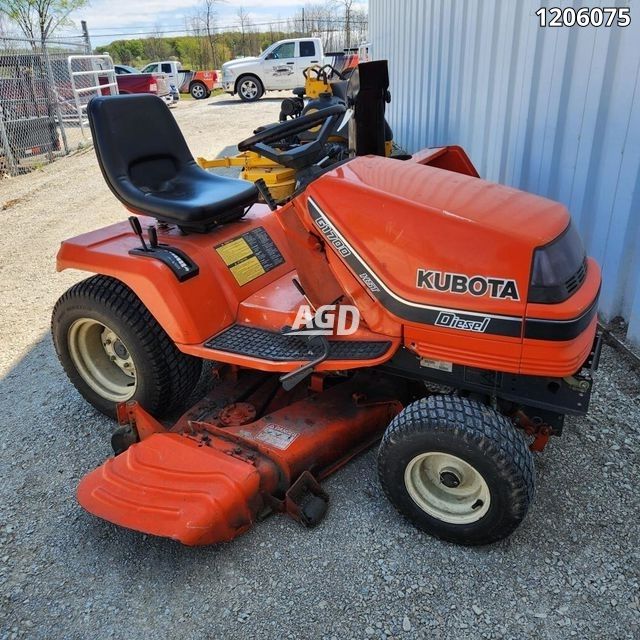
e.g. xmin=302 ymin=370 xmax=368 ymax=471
xmin=237 ymin=105 xmax=346 ymax=170
xmin=303 ymin=64 xmax=346 ymax=84
xmin=303 ymin=65 xmax=323 ymax=81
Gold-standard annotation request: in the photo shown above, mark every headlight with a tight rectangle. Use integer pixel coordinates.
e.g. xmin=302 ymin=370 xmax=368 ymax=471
xmin=529 ymin=222 xmax=587 ymax=303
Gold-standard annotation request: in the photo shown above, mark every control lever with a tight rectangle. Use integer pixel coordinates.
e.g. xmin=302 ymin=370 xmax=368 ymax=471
xmin=128 ymin=218 xmax=199 ymax=282
xmin=128 ymin=216 xmax=149 ymax=251
xmin=279 ymin=334 xmax=330 ymax=391
xmin=148 ymin=225 xmax=159 ymax=249
xmin=254 ymin=178 xmax=278 ymax=211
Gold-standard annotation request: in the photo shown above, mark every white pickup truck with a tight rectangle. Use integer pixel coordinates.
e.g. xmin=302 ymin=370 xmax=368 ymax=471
xmin=221 ymin=37 xmax=325 ymax=101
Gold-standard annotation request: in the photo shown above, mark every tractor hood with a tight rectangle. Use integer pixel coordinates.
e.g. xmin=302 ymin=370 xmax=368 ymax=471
xmin=305 ymin=156 xmax=571 ymax=319
xmin=327 ymin=156 xmax=569 ymax=244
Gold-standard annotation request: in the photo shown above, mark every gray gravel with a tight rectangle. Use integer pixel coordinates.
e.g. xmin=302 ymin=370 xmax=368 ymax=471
xmin=1 ymin=94 xmax=639 ymax=640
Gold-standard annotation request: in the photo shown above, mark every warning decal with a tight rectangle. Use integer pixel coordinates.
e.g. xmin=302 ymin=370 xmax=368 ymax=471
xmin=255 ymin=424 xmax=299 ymax=450
xmin=215 ymin=227 xmax=284 ymax=286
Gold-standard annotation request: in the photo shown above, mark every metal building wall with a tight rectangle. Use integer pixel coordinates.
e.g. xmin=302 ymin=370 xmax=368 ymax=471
xmin=370 ymin=0 xmax=640 ymax=344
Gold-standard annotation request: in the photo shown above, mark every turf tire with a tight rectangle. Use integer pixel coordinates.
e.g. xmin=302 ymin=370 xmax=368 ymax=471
xmin=51 ymin=275 xmax=202 ymax=419
xmin=378 ymin=395 xmax=535 ymax=545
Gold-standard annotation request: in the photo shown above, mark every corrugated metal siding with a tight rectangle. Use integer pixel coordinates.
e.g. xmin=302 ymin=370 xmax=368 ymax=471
xmin=370 ymin=0 xmax=640 ymax=344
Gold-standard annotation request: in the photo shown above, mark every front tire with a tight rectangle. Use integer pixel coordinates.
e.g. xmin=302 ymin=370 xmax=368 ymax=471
xmin=378 ymin=395 xmax=534 ymax=545
xmin=237 ymin=75 xmax=263 ymax=102
xmin=52 ymin=275 xmax=202 ymax=419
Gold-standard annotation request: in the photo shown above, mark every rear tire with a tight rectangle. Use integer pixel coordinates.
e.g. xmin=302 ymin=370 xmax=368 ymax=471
xmin=237 ymin=75 xmax=263 ymax=102
xmin=189 ymin=81 xmax=208 ymax=99
xmin=52 ymin=275 xmax=202 ymax=419
xmin=378 ymin=395 xmax=534 ymax=545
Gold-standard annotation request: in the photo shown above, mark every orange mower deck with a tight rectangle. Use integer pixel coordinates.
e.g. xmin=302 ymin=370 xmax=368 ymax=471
xmin=78 ymin=371 xmax=404 ymax=545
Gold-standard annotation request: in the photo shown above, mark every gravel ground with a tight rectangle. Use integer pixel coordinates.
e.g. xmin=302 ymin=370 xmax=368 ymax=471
xmin=1 ymin=93 xmax=639 ymax=640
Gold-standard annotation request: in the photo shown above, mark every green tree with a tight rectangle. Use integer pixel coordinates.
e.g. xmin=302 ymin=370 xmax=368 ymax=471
xmin=0 ymin=0 xmax=89 ymax=42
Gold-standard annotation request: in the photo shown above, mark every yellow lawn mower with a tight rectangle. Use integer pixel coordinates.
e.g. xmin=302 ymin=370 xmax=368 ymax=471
xmin=197 ymin=62 xmax=397 ymax=203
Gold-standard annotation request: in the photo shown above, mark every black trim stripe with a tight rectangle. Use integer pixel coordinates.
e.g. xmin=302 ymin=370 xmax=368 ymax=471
xmin=524 ymin=291 xmax=599 ymax=341
xmin=308 ymin=198 xmax=598 ymax=343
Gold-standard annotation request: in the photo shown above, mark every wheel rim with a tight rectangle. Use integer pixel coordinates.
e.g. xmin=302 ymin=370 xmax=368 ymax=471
xmin=240 ymin=80 xmax=258 ymax=99
xmin=67 ymin=318 xmax=137 ymax=403
xmin=404 ymin=452 xmax=491 ymax=524
xmin=192 ymin=84 xmax=205 ymax=98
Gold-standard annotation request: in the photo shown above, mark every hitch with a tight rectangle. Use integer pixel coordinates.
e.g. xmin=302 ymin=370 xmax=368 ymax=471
xmin=285 ymin=471 xmax=329 ymax=527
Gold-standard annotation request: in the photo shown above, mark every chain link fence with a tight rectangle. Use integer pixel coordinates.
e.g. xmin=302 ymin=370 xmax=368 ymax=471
xmin=0 ymin=35 xmax=94 ymax=176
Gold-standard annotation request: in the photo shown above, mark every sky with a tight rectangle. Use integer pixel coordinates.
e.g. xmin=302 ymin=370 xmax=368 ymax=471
xmin=62 ymin=0 xmax=367 ymax=46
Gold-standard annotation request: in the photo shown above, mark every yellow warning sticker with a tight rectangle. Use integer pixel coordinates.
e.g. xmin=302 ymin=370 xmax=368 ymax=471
xmin=216 ymin=237 xmax=253 ymax=266
xmin=215 ymin=227 xmax=285 ymax=286
xmin=229 ymin=256 xmax=265 ymax=286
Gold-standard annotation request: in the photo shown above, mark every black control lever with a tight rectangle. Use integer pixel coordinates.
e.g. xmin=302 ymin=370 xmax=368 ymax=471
xmin=279 ymin=334 xmax=330 ymax=390
xmin=148 ymin=225 xmax=159 ymax=249
xmin=128 ymin=217 xmax=199 ymax=282
xmin=128 ymin=216 xmax=149 ymax=251
xmin=254 ymin=178 xmax=278 ymax=211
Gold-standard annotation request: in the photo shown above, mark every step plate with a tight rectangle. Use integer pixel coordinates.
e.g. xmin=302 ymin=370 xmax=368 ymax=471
xmin=204 ymin=325 xmax=391 ymax=362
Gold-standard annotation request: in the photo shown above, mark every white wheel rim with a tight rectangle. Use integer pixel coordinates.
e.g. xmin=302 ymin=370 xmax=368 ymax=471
xmin=404 ymin=452 xmax=491 ymax=524
xmin=192 ymin=85 xmax=204 ymax=98
xmin=241 ymin=80 xmax=257 ymax=98
xmin=68 ymin=318 xmax=137 ymax=403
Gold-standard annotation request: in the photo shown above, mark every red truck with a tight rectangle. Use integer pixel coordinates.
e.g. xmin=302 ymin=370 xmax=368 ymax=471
xmin=112 ymin=64 xmax=173 ymax=105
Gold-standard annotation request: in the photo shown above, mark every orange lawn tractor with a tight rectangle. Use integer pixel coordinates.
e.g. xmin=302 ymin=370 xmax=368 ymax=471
xmin=51 ymin=88 xmax=601 ymax=546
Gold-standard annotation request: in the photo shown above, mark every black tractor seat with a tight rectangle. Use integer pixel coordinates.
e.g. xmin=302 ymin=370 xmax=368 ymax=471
xmin=88 ymin=94 xmax=258 ymax=232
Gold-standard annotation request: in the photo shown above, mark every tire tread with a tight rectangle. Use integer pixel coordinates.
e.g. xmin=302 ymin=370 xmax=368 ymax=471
xmin=51 ymin=275 xmax=201 ymax=417
xmin=378 ymin=395 xmax=535 ymax=545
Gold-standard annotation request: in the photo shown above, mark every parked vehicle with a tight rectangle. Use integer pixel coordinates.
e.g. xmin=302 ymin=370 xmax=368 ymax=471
xmin=111 ymin=64 xmax=173 ymax=105
xmin=140 ymin=61 xmax=217 ymax=99
xmin=113 ymin=64 xmax=140 ymax=75
xmin=52 ymin=77 xmax=601 ymax=546
xmin=198 ymin=62 xmax=395 ymax=202
xmin=221 ymin=37 xmax=358 ymax=101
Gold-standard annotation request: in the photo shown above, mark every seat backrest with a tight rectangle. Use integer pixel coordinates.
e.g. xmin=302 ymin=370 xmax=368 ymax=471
xmin=88 ymin=94 xmax=194 ymax=202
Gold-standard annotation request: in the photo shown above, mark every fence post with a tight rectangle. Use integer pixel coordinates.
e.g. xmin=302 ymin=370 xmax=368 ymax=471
xmin=81 ymin=21 xmax=92 ymax=54
xmin=40 ymin=38 xmax=69 ymax=155
xmin=0 ymin=108 xmax=18 ymax=176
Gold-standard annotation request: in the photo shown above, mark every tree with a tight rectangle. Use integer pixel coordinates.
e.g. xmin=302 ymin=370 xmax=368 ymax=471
xmin=144 ymin=25 xmax=173 ymax=61
xmin=0 ymin=0 xmax=89 ymax=43
xmin=236 ymin=6 xmax=251 ymax=57
xmin=341 ymin=0 xmax=354 ymax=48
xmin=202 ymin=0 xmax=220 ymax=68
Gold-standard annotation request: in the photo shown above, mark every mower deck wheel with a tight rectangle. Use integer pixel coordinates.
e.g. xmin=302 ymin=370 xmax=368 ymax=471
xmin=52 ymin=275 xmax=202 ymax=419
xmin=378 ymin=395 xmax=535 ymax=545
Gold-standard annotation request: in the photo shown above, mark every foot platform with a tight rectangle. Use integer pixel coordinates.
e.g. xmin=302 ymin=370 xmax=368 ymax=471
xmin=204 ymin=325 xmax=392 ymax=362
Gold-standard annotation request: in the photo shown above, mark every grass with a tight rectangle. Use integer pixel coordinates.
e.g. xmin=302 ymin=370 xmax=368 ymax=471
xmin=179 ymin=88 xmax=225 ymax=101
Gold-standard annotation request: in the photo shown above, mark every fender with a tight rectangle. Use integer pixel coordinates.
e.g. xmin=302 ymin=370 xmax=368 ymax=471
xmin=56 ymin=209 xmax=294 ymax=345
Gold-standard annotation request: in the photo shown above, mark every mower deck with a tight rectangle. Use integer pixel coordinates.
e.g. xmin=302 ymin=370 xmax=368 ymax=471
xmin=77 ymin=370 xmax=405 ymax=545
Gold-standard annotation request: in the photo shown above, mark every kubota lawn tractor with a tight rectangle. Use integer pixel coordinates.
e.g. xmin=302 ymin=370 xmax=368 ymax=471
xmin=51 ymin=87 xmax=601 ymax=546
